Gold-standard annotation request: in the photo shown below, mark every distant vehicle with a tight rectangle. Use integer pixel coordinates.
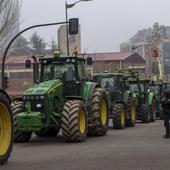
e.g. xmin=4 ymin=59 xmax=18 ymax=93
xmin=93 ymin=72 xmax=137 ymax=129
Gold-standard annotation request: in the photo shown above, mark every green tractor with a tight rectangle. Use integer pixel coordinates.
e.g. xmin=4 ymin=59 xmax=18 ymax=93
xmin=149 ymin=81 xmax=170 ymax=119
xmin=93 ymin=72 xmax=136 ymax=129
xmin=127 ymin=78 xmax=157 ymax=123
xmin=12 ymin=56 xmax=108 ymax=143
xmin=0 ymin=90 xmax=13 ymax=165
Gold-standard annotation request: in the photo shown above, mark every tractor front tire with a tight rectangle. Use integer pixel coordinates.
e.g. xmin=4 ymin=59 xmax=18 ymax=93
xmin=61 ymin=100 xmax=87 ymax=142
xmin=150 ymin=99 xmax=156 ymax=122
xmin=88 ymin=88 xmax=108 ymax=136
xmin=0 ymin=94 xmax=13 ymax=165
xmin=126 ymin=96 xmax=136 ymax=127
xmin=141 ymin=104 xmax=150 ymax=123
xmin=112 ymin=103 xmax=126 ymax=129
xmin=12 ymin=102 xmax=32 ymax=143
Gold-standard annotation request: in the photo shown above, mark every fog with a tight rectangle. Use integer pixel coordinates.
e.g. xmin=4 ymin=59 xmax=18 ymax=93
xmin=20 ymin=0 xmax=170 ymax=52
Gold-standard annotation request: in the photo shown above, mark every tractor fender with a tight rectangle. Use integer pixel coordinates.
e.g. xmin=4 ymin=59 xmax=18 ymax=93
xmin=148 ymin=92 xmax=155 ymax=105
xmin=81 ymin=82 xmax=101 ymax=113
xmin=123 ymin=91 xmax=133 ymax=106
xmin=0 ymin=89 xmax=11 ymax=104
xmin=82 ymin=82 xmax=100 ymax=101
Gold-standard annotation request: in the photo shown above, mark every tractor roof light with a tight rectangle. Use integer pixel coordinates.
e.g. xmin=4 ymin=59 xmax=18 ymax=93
xmin=54 ymin=50 xmax=60 ymax=58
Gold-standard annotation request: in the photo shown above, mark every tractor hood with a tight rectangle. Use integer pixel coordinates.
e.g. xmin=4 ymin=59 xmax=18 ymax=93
xmin=24 ymin=80 xmax=63 ymax=95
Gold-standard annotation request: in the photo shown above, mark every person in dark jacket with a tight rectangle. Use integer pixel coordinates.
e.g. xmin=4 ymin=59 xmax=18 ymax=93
xmin=161 ymin=91 xmax=170 ymax=138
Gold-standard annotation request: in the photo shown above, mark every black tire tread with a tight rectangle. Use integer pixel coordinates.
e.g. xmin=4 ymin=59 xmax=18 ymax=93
xmin=88 ymin=88 xmax=108 ymax=136
xmin=61 ymin=100 xmax=87 ymax=142
xmin=126 ymin=96 xmax=136 ymax=127
xmin=112 ymin=103 xmax=126 ymax=129
xmin=12 ymin=102 xmax=32 ymax=143
xmin=141 ymin=104 xmax=150 ymax=123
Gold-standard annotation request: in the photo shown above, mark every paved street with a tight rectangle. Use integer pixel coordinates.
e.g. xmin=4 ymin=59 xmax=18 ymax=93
xmin=3 ymin=120 xmax=170 ymax=170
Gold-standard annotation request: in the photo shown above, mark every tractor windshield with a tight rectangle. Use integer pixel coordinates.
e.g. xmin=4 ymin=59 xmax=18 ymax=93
xmin=101 ymin=76 xmax=123 ymax=92
xmin=129 ymin=82 xmax=144 ymax=93
xmin=129 ymin=83 xmax=139 ymax=92
xmin=42 ymin=63 xmax=75 ymax=81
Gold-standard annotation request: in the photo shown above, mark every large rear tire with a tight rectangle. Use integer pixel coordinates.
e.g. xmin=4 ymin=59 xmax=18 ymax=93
xmin=141 ymin=104 xmax=150 ymax=123
xmin=112 ymin=103 xmax=126 ymax=129
xmin=88 ymin=88 xmax=108 ymax=136
xmin=0 ymin=94 xmax=13 ymax=165
xmin=61 ymin=100 xmax=87 ymax=142
xmin=126 ymin=96 xmax=136 ymax=127
xmin=12 ymin=102 xmax=32 ymax=143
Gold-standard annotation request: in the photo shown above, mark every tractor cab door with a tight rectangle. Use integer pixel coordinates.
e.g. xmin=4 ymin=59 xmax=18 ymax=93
xmin=63 ymin=62 xmax=85 ymax=97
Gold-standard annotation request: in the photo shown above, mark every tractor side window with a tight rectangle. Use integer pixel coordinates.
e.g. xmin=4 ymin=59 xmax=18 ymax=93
xmin=101 ymin=78 xmax=114 ymax=91
xmin=77 ymin=63 xmax=86 ymax=80
xmin=129 ymin=83 xmax=140 ymax=92
xmin=140 ymin=84 xmax=144 ymax=92
xmin=43 ymin=64 xmax=53 ymax=81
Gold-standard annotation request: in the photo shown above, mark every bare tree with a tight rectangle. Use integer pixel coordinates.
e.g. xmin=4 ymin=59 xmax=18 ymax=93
xmin=147 ymin=22 xmax=167 ymax=80
xmin=0 ymin=0 xmax=20 ymax=51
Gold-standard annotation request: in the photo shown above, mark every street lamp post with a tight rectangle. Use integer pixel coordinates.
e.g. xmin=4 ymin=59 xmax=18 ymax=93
xmin=65 ymin=0 xmax=92 ymax=56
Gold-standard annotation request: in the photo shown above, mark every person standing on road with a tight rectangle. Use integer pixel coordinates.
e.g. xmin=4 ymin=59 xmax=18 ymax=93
xmin=161 ymin=91 xmax=170 ymax=138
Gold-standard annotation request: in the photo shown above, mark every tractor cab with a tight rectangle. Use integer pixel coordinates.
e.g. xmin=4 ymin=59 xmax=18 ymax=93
xmin=93 ymin=73 xmax=125 ymax=102
xmin=34 ymin=56 xmax=87 ymax=97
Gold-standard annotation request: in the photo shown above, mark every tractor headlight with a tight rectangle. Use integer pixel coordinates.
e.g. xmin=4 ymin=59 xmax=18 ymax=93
xmin=35 ymin=96 xmax=40 ymax=100
xmin=36 ymin=103 xmax=43 ymax=108
xmin=23 ymin=96 xmax=31 ymax=100
xmin=40 ymin=95 xmax=45 ymax=99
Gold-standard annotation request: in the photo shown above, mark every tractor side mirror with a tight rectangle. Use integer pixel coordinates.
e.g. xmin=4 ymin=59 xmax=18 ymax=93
xmin=25 ymin=59 xmax=31 ymax=68
xmin=87 ymin=57 xmax=93 ymax=65
xmin=69 ymin=18 xmax=79 ymax=35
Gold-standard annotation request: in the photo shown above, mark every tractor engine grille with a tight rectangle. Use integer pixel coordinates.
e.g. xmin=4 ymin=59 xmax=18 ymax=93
xmin=23 ymin=95 xmax=48 ymax=114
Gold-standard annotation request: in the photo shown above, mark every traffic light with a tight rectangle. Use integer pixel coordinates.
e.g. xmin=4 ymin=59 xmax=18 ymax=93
xmin=69 ymin=18 xmax=79 ymax=35
xmin=4 ymin=76 xmax=9 ymax=89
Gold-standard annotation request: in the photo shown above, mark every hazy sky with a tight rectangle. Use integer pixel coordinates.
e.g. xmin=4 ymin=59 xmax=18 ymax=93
xmin=20 ymin=0 xmax=170 ymax=53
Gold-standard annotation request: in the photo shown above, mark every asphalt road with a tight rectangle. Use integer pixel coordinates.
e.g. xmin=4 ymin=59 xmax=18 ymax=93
xmin=3 ymin=120 xmax=170 ymax=170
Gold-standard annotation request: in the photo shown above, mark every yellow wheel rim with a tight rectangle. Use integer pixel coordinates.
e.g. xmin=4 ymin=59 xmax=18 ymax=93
xmin=131 ymin=102 xmax=136 ymax=121
xmin=101 ymin=99 xmax=107 ymax=126
xmin=0 ymin=103 xmax=12 ymax=156
xmin=79 ymin=110 xmax=86 ymax=134
xmin=121 ymin=110 xmax=125 ymax=126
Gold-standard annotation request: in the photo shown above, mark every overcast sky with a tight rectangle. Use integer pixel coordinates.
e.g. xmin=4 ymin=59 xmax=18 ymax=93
xmin=20 ymin=0 xmax=170 ymax=53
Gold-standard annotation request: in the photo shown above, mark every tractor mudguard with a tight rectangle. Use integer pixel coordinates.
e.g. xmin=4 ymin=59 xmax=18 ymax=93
xmin=123 ymin=91 xmax=132 ymax=105
xmin=0 ymin=89 xmax=11 ymax=104
xmin=147 ymin=92 xmax=155 ymax=105
xmin=81 ymin=82 xmax=101 ymax=112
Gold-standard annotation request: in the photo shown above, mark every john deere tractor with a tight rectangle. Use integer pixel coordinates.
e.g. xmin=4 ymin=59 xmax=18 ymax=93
xmin=12 ymin=56 xmax=108 ymax=143
xmin=0 ymin=90 xmax=13 ymax=165
xmin=149 ymin=81 xmax=170 ymax=119
xmin=93 ymin=72 xmax=136 ymax=129
xmin=127 ymin=78 xmax=157 ymax=123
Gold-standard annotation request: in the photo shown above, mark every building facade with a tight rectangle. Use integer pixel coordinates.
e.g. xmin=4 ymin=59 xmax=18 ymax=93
xmin=58 ymin=25 xmax=81 ymax=55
